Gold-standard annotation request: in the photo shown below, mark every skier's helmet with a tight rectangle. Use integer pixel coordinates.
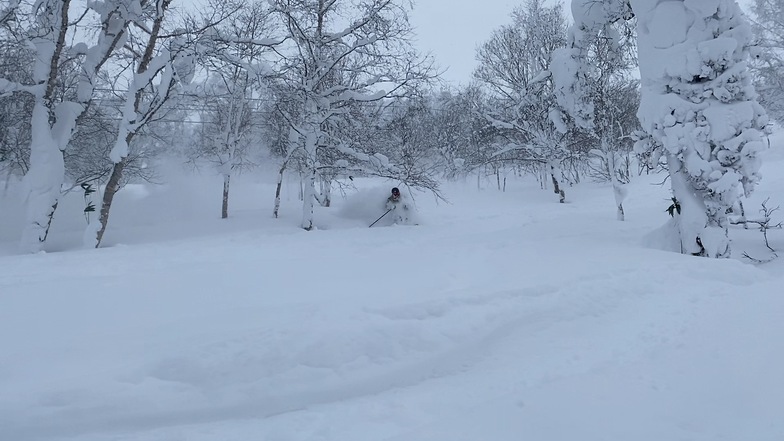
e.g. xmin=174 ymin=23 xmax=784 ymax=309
xmin=391 ymin=187 xmax=400 ymax=197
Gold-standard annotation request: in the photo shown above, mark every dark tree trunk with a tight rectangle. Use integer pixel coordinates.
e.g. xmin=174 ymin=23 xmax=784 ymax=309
xmin=222 ymin=173 xmax=230 ymax=219
xmin=551 ymin=173 xmax=565 ymax=203
xmin=94 ymin=158 xmax=127 ymax=247
xmin=273 ymin=163 xmax=286 ymax=218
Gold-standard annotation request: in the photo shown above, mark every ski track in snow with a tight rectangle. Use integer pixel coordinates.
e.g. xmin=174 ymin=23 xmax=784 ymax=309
xmin=1 ymin=148 xmax=784 ymax=440
xmin=1 ymin=254 xmax=775 ymax=441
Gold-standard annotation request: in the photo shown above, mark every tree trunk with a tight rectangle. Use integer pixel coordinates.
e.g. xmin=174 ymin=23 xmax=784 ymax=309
xmin=572 ymin=161 xmax=580 ymax=184
xmin=668 ymin=154 xmax=729 ymax=258
xmin=739 ymin=200 xmax=748 ymax=230
xmin=610 ymin=153 xmax=626 ymax=222
xmin=20 ymin=102 xmax=64 ymax=251
xmin=222 ymin=173 xmax=230 ymax=219
xmin=301 ymin=167 xmax=317 ymax=230
xmin=273 ymin=163 xmax=286 ymax=218
xmin=551 ymin=174 xmax=565 ymax=203
xmin=94 ymin=158 xmax=127 ymax=248
xmin=89 ymin=2 xmax=171 ymax=248
xmin=319 ymin=175 xmax=331 ymax=207
xmin=667 ymin=154 xmax=711 ymax=256
xmin=41 ymin=201 xmax=58 ymax=243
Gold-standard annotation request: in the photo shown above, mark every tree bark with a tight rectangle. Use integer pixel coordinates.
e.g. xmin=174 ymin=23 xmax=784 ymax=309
xmin=273 ymin=163 xmax=286 ymax=218
xmin=301 ymin=167 xmax=317 ymax=230
xmin=94 ymin=157 xmax=127 ymax=247
xmin=222 ymin=173 xmax=230 ymax=219
xmin=551 ymin=173 xmax=565 ymax=203
xmin=739 ymin=200 xmax=748 ymax=230
xmin=91 ymin=0 xmax=172 ymax=248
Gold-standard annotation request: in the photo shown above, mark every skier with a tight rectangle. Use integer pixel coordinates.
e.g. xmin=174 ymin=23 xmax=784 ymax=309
xmin=385 ymin=187 xmax=410 ymax=224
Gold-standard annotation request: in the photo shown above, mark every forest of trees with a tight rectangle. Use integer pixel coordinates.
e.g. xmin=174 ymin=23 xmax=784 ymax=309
xmin=0 ymin=0 xmax=781 ymax=256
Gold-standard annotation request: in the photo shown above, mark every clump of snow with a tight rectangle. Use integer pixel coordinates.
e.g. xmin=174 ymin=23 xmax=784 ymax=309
xmin=548 ymin=108 xmax=569 ymax=134
xmin=335 ymin=185 xmax=421 ymax=227
xmin=336 ymin=186 xmax=390 ymax=222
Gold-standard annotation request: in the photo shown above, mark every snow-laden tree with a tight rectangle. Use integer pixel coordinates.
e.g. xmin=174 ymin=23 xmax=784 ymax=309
xmin=86 ymin=0 xmax=241 ymax=247
xmin=559 ymin=17 xmax=639 ymax=219
xmin=441 ymin=85 xmax=500 ymax=185
xmin=749 ymin=0 xmax=784 ymax=123
xmin=86 ymin=0 xmax=181 ymax=247
xmin=473 ymin=0 xmax=574 ymax=202
xmin=554 ymin=0 xmax=769 ymax=257
xmin=0 ymin=38 xmax=34 ymax=179
xmin=370 ymin=97 xmax=441 ymax=188
xmin=371 ymin=91 xmax=487 ymax=183
xmin=192 ymin=0 xmax=279 ymax=219
xmin=0 ymin=0 xmax=134 ymax=252
xmin=269 ymin=0 xmax=434 ymax=230
xmin=424 ymin=89 xmax=497 ymax=181
xmin=196 ymin=82 xmax=261 ymax=218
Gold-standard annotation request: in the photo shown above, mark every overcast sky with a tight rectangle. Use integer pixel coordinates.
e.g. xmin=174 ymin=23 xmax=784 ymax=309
xmin=410 ymin=0 xmax=756 ymax=88
xmin=409 ymin=0 xmax=520 ymax=87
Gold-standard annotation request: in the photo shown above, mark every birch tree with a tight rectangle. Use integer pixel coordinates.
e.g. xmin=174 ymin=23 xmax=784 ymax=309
xmin=87 ymin=0 xmax=241 ymax=247
xmin=270 ymin=0 xmax=433 ymax=230
xmin=0 ymin=0 xmax=133 ymax=252
xmin=566 ymin=19 xmax=639 ymax=219
xmin=473 ymin=0 xmax=572 ymax=202
xmin=87 ymin=0 xmax=174 ymax=247
xmin=0 ymin=39 xmax=34 ymax=179
xmin=193 ymin=0 xmax=278 ymax=219
xmin=749 ymin=0 xmax=784 ymax=122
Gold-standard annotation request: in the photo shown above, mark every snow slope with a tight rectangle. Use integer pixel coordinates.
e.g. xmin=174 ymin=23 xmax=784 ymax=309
xmin=1 ymin=141 xmax=783 ymax=441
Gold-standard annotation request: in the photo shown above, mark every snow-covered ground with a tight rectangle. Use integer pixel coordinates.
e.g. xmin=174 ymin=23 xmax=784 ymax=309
xmin=1 ymin=138 xmax=784 ymax=441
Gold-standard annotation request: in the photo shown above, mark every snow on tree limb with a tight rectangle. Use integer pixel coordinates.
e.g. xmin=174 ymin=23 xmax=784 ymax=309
xmin=563 ymin=0 xmax=769 ymax=257
xmin=551 ymin=0 xmax=632 ymax=129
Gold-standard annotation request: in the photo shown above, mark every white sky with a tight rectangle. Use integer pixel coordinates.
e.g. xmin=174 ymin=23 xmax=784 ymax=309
xmin=409 ymin=0 xmax=520 ymax=87
xmin=410 ymin=0 xmax=756 ymax=88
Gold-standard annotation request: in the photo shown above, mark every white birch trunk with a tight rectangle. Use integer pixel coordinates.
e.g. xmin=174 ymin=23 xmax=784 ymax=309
xmin=301 ymin=166 xmax=317 ymax=230
xmin=609 ymin=152 xmax=627 ymax=221
xmin=300 ymin=95 xmax=321 ymax=229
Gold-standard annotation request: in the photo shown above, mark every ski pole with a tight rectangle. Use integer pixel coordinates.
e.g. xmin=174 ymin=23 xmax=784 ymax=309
xmin=369 ymin=208 xmax=392 ymax=227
